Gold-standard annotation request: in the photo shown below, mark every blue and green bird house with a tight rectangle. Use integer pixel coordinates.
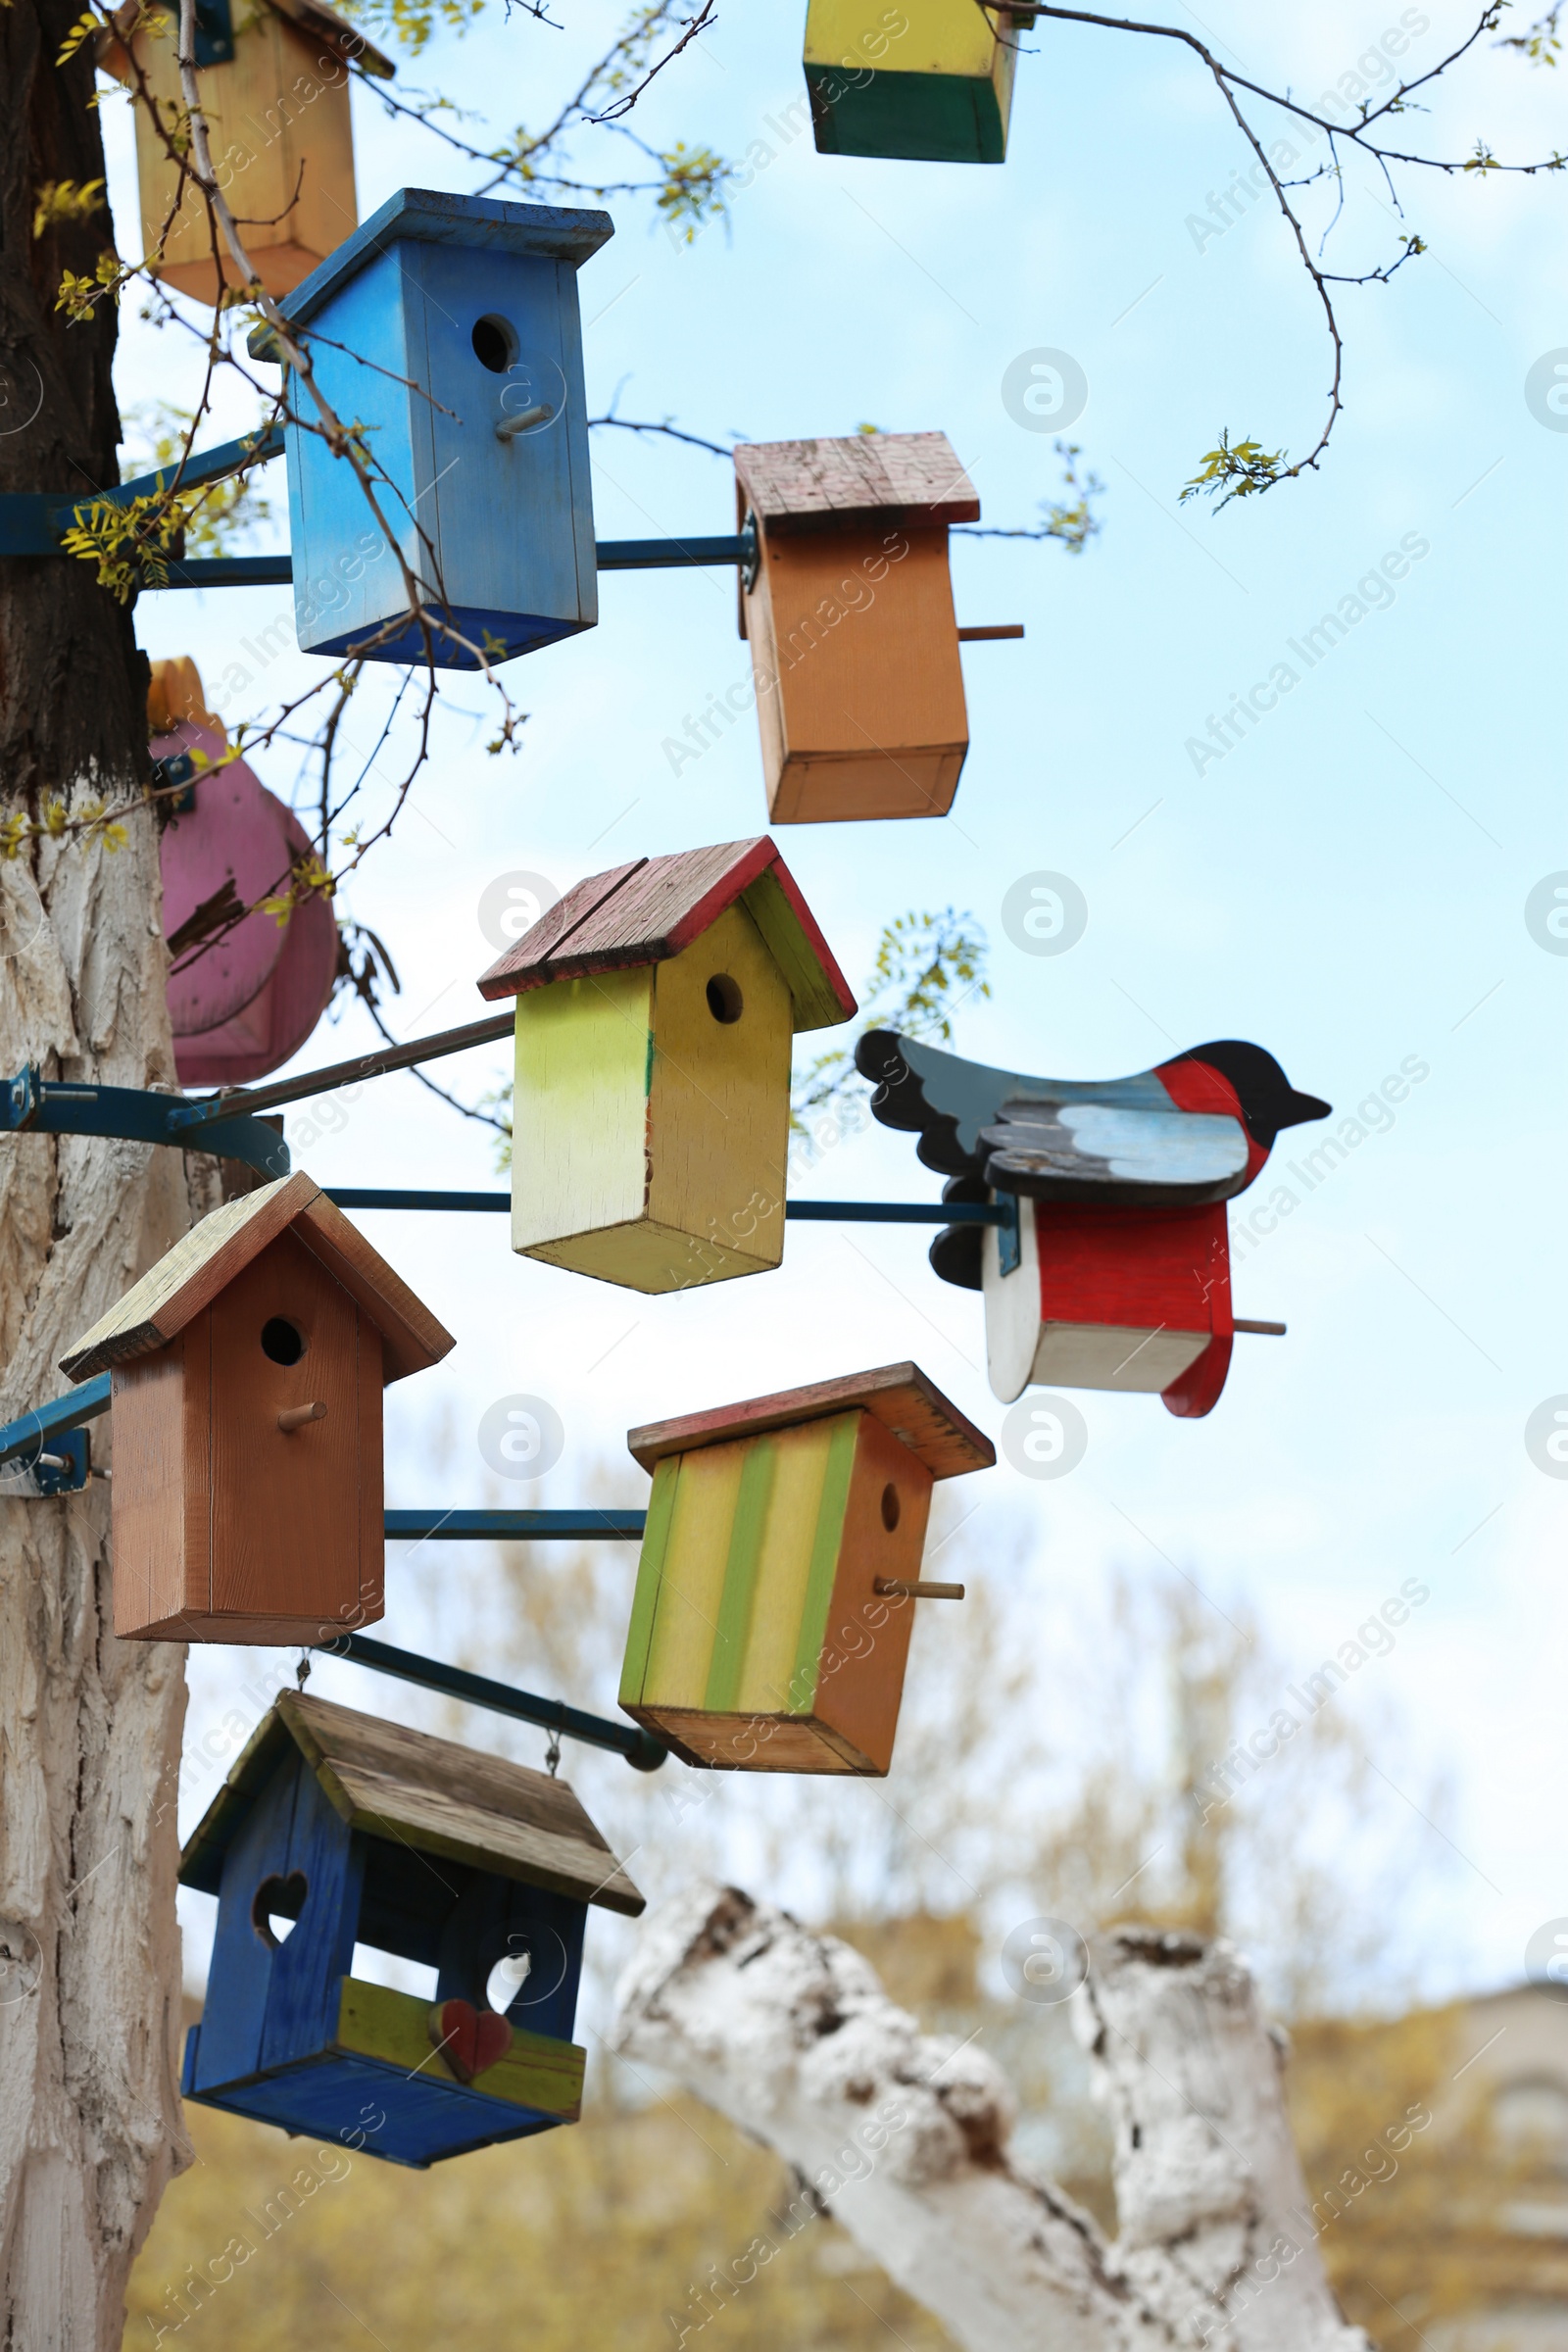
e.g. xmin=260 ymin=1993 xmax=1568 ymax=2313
xmin=263 ymin=187 xmax=612 ymax=666
xmin=179 ymin=1691 xmax=644 ymax=2167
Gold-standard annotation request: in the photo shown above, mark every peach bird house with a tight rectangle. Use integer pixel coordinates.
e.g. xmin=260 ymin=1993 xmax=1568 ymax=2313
xmin=734 ymin=431 xmax=980 ymax=823
xmin=60 ymin=1173 xmax=453 ymax=1643
xmin=476 ymin=838 xmax=856 ymax=1296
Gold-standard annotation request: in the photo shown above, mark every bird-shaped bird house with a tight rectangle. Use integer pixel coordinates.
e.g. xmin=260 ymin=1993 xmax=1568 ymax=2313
xmin=857 ymin=1033 xmax=1331 ymax=1418
xmin=260 ymin=187 xmax=611 ymax=666
xmin=618 ymin=1363 xmax=994 ymax=1774
xmin=805 ymin=0 xmax=1034 ymax=165
xmin=179 ymin=1691 xmax=644 ymax=2167
xmin=476 ymin=838 xmax=856 ymax=1294
xmin=151 ymin=659 xmax=337 ymax=1087
xmin=60 ymin=1174 xmax=453 ymax=1641
xmin=99 ymin=0 xmax=394 ymax=305
xmin=736 ymin=432 xmax=984 ymax=822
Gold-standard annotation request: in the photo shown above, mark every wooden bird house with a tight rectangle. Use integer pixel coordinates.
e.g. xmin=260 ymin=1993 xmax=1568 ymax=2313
xmin=618 ymin=1363 xmax=994 ymax=1775
xmin=100 ymin=0 xmax=394 ymax=306
xmin=476 ymin=838 xmax=856 ymax=1295
xmin=735 ymin=432 xmax=980 ymax=822
xmin=983 ymin=1199 xmax=1236 ymax=1420
xmin=262 ymin=187 xmax=611 ymax=666
xmin=179 ymin=1691 xmax=644 ymax=2167
xmin=60 ymin=1174 xmax=453 ymax=1642
xmin=804 ymin=0 xmax=1033 ymax=165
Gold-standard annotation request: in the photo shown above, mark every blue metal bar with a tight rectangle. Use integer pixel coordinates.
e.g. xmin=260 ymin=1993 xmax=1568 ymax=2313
xmin=0 ymin=1069 xmax=289 ymax=1180
xmin=82 ymin=534 xmax=755 ymax=590
xmin=386 ymin=1508 xmax=646 ymax=1542
xmin=0 ymin=1374 xmax=111 ymax=1468
xmin=311 ymin=1632 xmax=668 ymax=1770
xmin=0 ymin=429 xmax=284 ymax=559
xmin=323 ymin=1187 xmax=1009 ymax=1225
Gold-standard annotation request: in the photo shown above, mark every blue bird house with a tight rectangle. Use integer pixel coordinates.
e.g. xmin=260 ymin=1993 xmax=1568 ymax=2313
xmin=179 ymin=1690 xmax=645 ymax=2167
xmin=264 ymin=187 xmax=612 ymax=667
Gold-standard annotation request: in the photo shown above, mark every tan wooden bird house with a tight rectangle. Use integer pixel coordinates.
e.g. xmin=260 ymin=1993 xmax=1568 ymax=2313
xmin=100 ymin=0 xmax=394 ymax=305
xmin=618 ymin=1363 xmax=995 ymax=1775
xmin=60 ymin=1173 xmax=452 ymax=1642
xmin=476 ymin=838 xmax=856 ymax=1296
xmin=735 ymin=431 xmax=981 ymax=824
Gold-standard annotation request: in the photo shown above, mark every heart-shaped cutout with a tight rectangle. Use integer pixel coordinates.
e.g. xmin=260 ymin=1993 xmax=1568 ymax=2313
xmin=428 ymin=1998 xmax=513 ymax=2083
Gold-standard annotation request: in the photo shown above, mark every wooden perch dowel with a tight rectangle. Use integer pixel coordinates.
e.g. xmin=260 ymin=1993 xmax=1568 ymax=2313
xmin=613 ymin=1885 xmax=1371 ymax=2352
xmin=1233 ymin=1319 xmax=1287 ymax=1336
xmin=276 ymin=1401 xmax=327 ymax=1433
xmin=956 ymin=623 xmax=1025 ymax=640
xmin=873 ymin=1577 xmax=964 ymax=1599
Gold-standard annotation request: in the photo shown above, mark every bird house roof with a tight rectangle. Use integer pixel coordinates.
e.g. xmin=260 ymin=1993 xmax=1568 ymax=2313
xmin=476 ymin=836 xmax=857 ymax=1033
xmin=627 ymin=1360 xmax=995 ymax=1481
xmin=179 ymin=1690 xmax=645 ymax=1916
xmin=264 ymin=188 xmax=613 ymax=337
xmin=734 ymin=432 xmax=980 ymax=533
xmin=59 ymin=1172 xmax=454 ymax=1383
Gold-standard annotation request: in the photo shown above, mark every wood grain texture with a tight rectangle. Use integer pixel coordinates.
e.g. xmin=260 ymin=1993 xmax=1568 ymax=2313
xmin=628 ymin=1360 xmax=996 ymax=1480
xmin=741 ymin=523 xmax=968 ymax=823
xmin=334 ymin=1978 xmax=584 ymax=2116
xmin=620 ymin=1705 xmax=863 ymax=1773
xmin=107 ymin=1348 xmax=186 ymax=1639
xmin=734 ymin=431 xmax=980 ymax=529
xmin=477 ymin=837 xmax=855 ymax=1031
xmin=187 ymin=1690 xmax=648 ymax=1914
xmin=295 ymin=1190 xmax=454 ymax=1381
xmin=511 ymin=961 xmax=655 ymax=1259
xmin=814 ymin=1412 xmax=933 ymax=1777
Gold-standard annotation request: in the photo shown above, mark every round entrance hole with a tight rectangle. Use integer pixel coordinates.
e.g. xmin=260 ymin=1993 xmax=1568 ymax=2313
xmin=706 ymin=974 xmax=744 ymax=1025
xmin=261 ymin=1316 xmax=306 ymax=1366
xmin=880 ymin=1483 xmax=901 ymax=1533
xmin=471 ymin=315 xmax=517 ymax=373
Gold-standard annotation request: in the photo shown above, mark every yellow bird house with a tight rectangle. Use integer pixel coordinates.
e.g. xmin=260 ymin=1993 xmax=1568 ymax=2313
xmin=617 ymin=1362 xmax=995 ymax=1775
xmin=805 ymin=0 xmax=1035 ymax=166
xmin=735 ymin=431 xmax=980 ymax=823
xmin=475 ymin=839 xmax=856 ymax=1296
xmin=100 ymin=0 xmax=394 ymax=306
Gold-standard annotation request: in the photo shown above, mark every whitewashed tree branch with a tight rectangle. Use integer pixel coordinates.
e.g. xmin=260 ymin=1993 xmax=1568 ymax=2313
xmin=612 ymin=1886 xmax=1372 ymax=2352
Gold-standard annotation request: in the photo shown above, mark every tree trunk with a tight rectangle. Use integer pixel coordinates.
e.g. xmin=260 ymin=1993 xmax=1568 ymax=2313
xmin=0 ymin=9 xmax=201 ymax=2344
xmin=612 ymin=1886 xmax=1374 ymax=2352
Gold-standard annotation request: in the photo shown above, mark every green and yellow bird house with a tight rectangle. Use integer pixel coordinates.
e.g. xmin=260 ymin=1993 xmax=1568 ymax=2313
xmin=475 ymin=839 xmax=855 ymax=1296
xmin=804 ymin=1 xmax=1036 ymax=167
xmin=617 ymin=1363 xmax=995 ymax=1775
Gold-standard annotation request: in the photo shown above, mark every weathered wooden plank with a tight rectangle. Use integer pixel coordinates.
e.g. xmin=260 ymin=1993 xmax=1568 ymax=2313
xmin=334 ymin=1978 xmax=585 ymax=2118
xmin=628 ymin=1363 xmax=995 ymax=1482
xmin=734 ymin=432 xmax=979 ymax=529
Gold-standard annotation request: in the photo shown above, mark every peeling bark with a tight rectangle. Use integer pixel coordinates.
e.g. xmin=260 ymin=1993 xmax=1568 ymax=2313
xmin=612 ymin=1886 xmax=1373 ymax=2352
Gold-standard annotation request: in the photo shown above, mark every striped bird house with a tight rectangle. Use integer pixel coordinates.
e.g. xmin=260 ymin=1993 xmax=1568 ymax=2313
xmin=179 ymin=1691 xmax=644 ymax=2168
xmin=804 ymin=0 xmax=1033 ymax=165
xmin=736 ymin=432 xmax=980 ymax=823
xmin=260 ymin=187 xmax=611 ymax=665
xmin=476 ymin=839 xmax=856 ymax=1295
xmin=99 ymin=0 xmax=394 ymax=305
xmin=618 ymin=1363 xmax=994 ymax=1775
xmin=60 ymin=1174 xmax=453 ymax=1642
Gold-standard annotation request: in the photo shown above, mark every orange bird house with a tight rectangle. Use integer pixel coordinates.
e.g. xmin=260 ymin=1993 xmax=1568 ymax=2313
xmin=618 ymin=1363 xmax=995 ymax=1775
xmin=61 ymin=1173 xmax=452 ymax=1642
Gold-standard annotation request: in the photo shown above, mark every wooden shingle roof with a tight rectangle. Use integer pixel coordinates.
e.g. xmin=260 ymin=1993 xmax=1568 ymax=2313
xmin=59 ymin=1172 xmax=453 ymax=1384
xmin=628 ymin=1361 xmax=995 ymax=1482
xmin=180 ymin=1690 xmax=645 ymax=1916
xmin=476 ymin=836 xmax=856 ymax=1032
xmin=733 ymin=432 xmax=980 ymax=532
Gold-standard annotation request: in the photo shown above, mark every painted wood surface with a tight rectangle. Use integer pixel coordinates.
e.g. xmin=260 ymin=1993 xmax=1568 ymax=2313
xmin=105 ymin=1 xmax=392 ymax=305
xmin=621 ymin=1375 xmax=984 ymax=1776
xmin=476 ymin=835 xmax=856 ymax=1032
xmin=339 ymin=1979 xmax=584 ymax=2115
xmin=511 ymin=906 xmax=795 ymax=1294
xmin=62 ymin=1176 xmax=453 ymax=1384
xmin=805 ymin=0 xmax=1019 ymax=163
xmin=185 ymin=1690 xmax=647 ymax=1914
xmin=733 ymin=431 xmax=980 ymax=529
xmin=158 ymin=730 xmax=289 ymax=1035
xmin=278 ymin=192 xmax=612 ymax=665
xmin=174 ymin=796 xmax=338 ymax=1087
xmin=742 ymin=522 xmax=968 ymax=822
xmin=627 ymin=1359 xmax=995 ymax=1481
